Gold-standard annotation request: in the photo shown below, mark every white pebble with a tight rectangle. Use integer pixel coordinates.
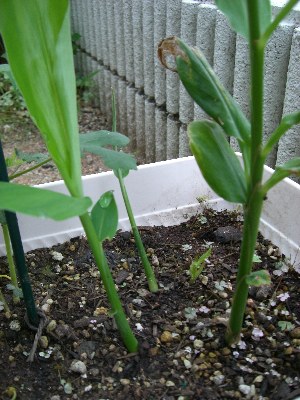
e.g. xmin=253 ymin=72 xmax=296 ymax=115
xmin=70 ymin=360 xmax=87 ymax=375
xmin=212 ymin=375 xmax=225 ymax=385
xmin=239 ymin=384 xmax=251 ymax=395
xmin=51 ymin=251 xmax=64 ymax=261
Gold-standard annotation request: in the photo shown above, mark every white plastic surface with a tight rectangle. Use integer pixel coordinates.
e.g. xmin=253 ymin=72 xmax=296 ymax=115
xmin=0 ymin=156 xmax=299 ymax=266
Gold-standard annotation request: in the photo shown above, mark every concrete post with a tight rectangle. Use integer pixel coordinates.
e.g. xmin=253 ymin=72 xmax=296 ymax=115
xmin=145 ymin=99 xmax=156 ymax=162
xmin=106 ymin=0 xmax=117 ymax=72
xmin=143 ymin=1 xmax=155 ymax=99
xmin=179 ymin=1 xmax=199 ymax=125
xmin=167 ymin=115 xmax=180 ymax=160
xmin=166 ymin=0 xmax=181 ymax=115
xmin=194 ymin=3 xmax=217 ymax=120
xmin=154 ymin=0 xmax=167 ymax=107
xmin=155 ymin=108 xmax=167 ymax=161
xmin=123 ymin=0 xmax=135 ymax=84
xmin=277 ymin=27 xmax=300 ymax=176
xmin=118 ymin=79 xmax=128 ymax=135
xmin=126 ymin=85 xmax=137 ymax=147
xmin=99 ymin=0 xmax=109 ymax=67
xmin=114 ymin=0 xmax=126 ymax=78
xmin=135 ymin=92 xmax=146 ymax=158
xmin=263 ymin=24 xmax=294 ymax=167
xmin=132 ymin=0 xmax=144 ymax=89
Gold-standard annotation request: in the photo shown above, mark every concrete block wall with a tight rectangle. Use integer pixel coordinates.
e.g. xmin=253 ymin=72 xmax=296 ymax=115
xmin=70 ymin=0 xmax=300 ymax=171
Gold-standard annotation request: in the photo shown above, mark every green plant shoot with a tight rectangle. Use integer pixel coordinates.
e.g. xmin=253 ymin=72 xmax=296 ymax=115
xmin=158 ymin=0 xmax=300 ymax=344
xmin=0 ymin=0 xmax=138 ymax=352
xmin=189 ymin=247 xmax=211 ymax=284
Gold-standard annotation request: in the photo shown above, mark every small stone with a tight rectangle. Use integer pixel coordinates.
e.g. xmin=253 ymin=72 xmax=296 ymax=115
xmin=253 ymin=375 xmax=264 ymax=383
xmin=90 ymin=368 xmax=100 ymax=377
xmin=41 ymin=303 xmax=51 ymax=314
xmin=290 ymin=327 xmax=300 ymax=339
xmin=193 ymin=339 xmax=204 ymax=350
xmin=51 ymin=251 xmax=64 ymax=261
xmin=50 ymin=396 xmax=61 ymax=400
xmin=39 ymin=336 xmax=49 ymax=349
xmin=212 ymin=375 xmax=225 ymax=385
xmin=84 ymin=385 xmax=92 ymax=392
xmin=9 ymin=320 xmax=21 ymax=332
xmin=70 ymin=360 xmax=87 ymax=375
xmin=239 ymin=384 xmax=251 ymax=395
xmin=219 ymin=291 xmax=228 ymax=299
xmin=183 ymin=359 xmax=192 ymax=369
xmin=69 ymin=244 xmax=76 ymax=251
xmin=120 ymin=379 xmax=131 ymax=386
xmin=222 ymin=347 xmax=231 ymax=356
xmin=93 ymin=307 xmax=108 ymax=316
xmin=160 ymin=331 xmax=173 ymax=343
xmin=213 ymin=226 xmax=242 ymax=243
xmin=284 ymin=347 xmax=293 ymax=355
xmin=47 ymin=320 xmax=57 ymax=332
xmin=151 ymin=255 xmax=159 ymax=267
xmin=166 ymin=380 xmax=175 ymax=387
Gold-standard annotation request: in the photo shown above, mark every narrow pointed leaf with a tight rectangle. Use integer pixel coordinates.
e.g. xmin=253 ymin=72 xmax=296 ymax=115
xmin=82 ymin=146 xmax=137 ymax=171
xmin=0 ymin=0 xmax=82 ymax=197
xmin=91 ymin=191 xmax=118 ymax=242
xmin=262 ymin=158 xmax=300 ymax=192
xmin=158 ymin=37 xmax=250 ymax=145
xmin=215 ymin=0 xmax=271 ymax=41
xmin=188 ymin=120 xmax=247 ymax=203
xmin=80 ymin=131 xmax=130 ymax=149
xmin=0 ymin=182 xmax=92 ymax=221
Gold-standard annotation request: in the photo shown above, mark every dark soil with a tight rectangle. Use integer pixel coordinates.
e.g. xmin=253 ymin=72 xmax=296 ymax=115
xmin=1 ymin=209 xmax=300 ymax=400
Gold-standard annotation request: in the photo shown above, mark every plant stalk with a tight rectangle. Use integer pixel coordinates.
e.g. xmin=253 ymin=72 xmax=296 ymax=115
xmin=116 ymin=170 xmax=159 ymax=292
xmin=9 ymin=157 xmax=52 ymax=180
xmin=226 ymin=0 xmax=266 ymax=344
xmin=0 ymin=140 xmax=39 ymax=327
xmin=80 ymin=212 xmax=138 ymax=352
xmin=2 ymin=223 xmax=20 ymax=303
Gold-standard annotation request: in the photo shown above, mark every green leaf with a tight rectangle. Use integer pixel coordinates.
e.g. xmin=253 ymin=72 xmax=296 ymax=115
xmin=0 ymin=0 xmax=82 ymax=197
xmin=188 ymin=120 xmax=247 ymax=203
xmin=262 ymin=157 xmax=300 ymax=193
xmin=245 ymin=270 xmax=271 ymax=286
xmin=15 ymin=149 xmax=50 ymax=164
xmin=158 ymin=37 xmax=250 ymax=145
xmin=91 ymin=191 xmax=118 ymax=242
xmin=215 ymin=0 xmax=271 ymax=41
xmin=82 ymin=145 xmax=137 ymax=171
xmin=252 ymin=253 xmax=262 ymax=263
xmin=189 ymin=247 xmax=211 ymax=284
xmin=80 ymin=130 xmax=130 ymax=149
xmin=278 ymin=321 xmax=295 ymax=331
xmin=0 ymin=182 xmax=92 ymax=221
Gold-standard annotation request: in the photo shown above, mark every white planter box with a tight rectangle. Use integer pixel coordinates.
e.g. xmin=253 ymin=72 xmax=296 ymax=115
xmin=1 ymin=156 xmax=299 ymax=266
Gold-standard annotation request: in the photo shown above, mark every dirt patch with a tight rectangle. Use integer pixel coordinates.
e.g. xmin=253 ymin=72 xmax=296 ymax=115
xmin=0 ymin=209 xmax=299 ymax=400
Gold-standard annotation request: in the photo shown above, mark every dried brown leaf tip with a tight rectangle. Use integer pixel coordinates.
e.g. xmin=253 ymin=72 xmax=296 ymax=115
xmin=157 ymin=36 xmax=186 ymax=72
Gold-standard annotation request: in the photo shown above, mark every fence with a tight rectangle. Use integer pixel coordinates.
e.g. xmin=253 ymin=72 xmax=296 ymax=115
xmin=70 ymin=0 xmax=300 ymax=170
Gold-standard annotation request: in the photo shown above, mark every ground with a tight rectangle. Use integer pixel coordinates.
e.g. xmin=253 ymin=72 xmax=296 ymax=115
xmin=0 ymin=111 xmax=300 ymax=400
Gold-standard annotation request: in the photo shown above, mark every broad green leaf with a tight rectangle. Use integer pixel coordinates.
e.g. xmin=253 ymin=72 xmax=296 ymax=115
xmin=5 ymin=152 xmax=24 ymax=168
xmin=15 ymin=150 xmax=50 ymax=164
xmin=82 ymin=145 xmax=137 ymax=171
xmin=188 ymin=120 xmax=247 ymax=203
xmin=245 ymin=270 xmax=271 ymax=286
xmin=158 ymin=37 xmax=250 ymax=146
xmin=215 ymin=0 xmax=271 ymax=41
xmin=113 ymin=169 xmax=130 ymax=179
xmin=80 ymin=131 xmax=130 ymax=149
xmin=0 ymin=182 xmax=92 ymax=221
xmin=0 ymin=1 xmax=82 ymax=197
xmin=91 ymin=191 xmax=118 ymax=242
xmin=262 ymin=157 xmax=300 ymax=193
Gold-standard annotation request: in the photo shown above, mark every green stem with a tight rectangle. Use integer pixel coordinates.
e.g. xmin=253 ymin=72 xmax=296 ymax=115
xmin=226 ymin=0 xmax=266 ymax=344
xmin=9 ymin=157 xmax=52 ymax=180
xmin=260 ymin=0 xmax=299 ymax=47
xmin=80 ymin=212 xmax=138 ymax=352
xmin=116 ymin=170 xmax=159 ymax=292
xmin=2 ymin=223 xmax=20 ymax=303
